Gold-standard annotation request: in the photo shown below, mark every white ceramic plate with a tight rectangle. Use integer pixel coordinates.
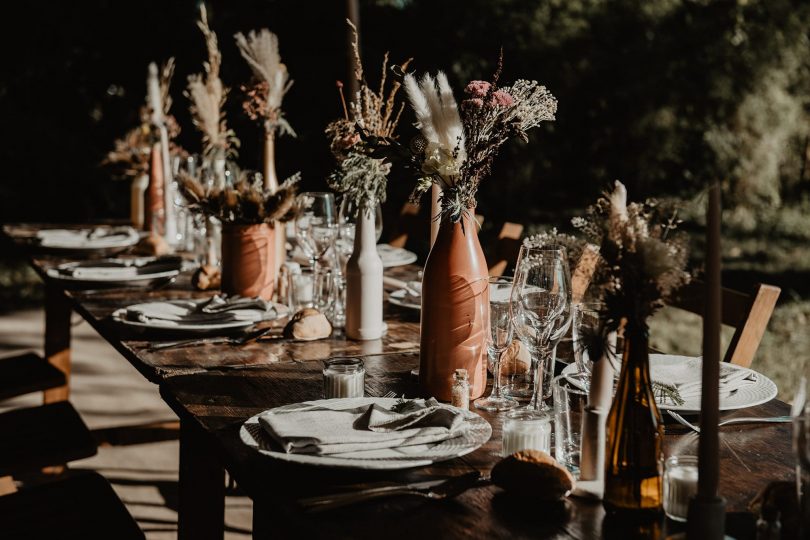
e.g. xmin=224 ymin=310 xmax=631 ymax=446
xmin=45 ymin=258 xmax=183 ymax=287
xmin=34 ymin=227 xmax=140 ymax=254
xmin=239 ymin=398 xmax=492 ymax=470
xmin=111 ymin=302 xmax=288 ymax=335
xmin=561 ymin=354 xmax=777 ymax=413
xmin=376 ymin=244 xmax=418 ymax=268
xmin=388 ymin=289 xmax=421 ymax=311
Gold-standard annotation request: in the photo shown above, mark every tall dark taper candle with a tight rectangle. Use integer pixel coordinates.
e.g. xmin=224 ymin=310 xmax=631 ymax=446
xmin=686 ymin=182 xmax=726 ymax=539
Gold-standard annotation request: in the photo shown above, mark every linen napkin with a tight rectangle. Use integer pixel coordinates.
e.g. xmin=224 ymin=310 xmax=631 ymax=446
xmin=650 ymin=355 xmax=758 ymax=402
xmin=258 ymin=397 xmax=467 ymax=456
xmin=124 ymin=295 xmax=273 ymax=327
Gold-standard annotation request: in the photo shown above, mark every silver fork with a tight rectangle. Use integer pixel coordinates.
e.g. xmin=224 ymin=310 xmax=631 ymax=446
xmin=667 ymin=410 xmax=792 ymax=433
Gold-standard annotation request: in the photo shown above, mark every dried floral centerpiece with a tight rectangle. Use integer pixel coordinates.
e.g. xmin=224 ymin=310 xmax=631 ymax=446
xmin=326 ymin=21 xmax=411 ymax=215
xmin=403 ymin=55 xmax=557 ymax=224
xmin=235 ymin=26 xmax=295 ymax=275
xmin=177 ymin=169 xmax=300 ymax=300
xmin=235 ymin=27 xmax=294 ymax=190
xmin=399 ymin=56 xmax=558 ymax=401
xmin=104 ymin=59 xmax=185 ymax=232
xmin=324 ymin=21 xmax=412 ymax=340
xmin=186 ymin=5 xmax=240 ymax=171
xmin=573 ymin=180 xmax=690 ymax=512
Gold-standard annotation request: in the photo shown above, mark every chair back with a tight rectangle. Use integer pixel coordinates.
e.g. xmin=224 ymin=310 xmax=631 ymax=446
xmin=669 ymin=280 xmax=780 ymax=368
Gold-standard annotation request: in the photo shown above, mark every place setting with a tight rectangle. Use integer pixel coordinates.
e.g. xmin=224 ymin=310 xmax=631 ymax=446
xmin=13 ymin=225 xmax=141 ymax=256
xmin=44 ymin=255 xmax=187 ymax=289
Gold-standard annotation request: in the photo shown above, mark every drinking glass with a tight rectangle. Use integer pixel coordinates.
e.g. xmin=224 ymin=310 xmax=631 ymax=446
xmin=571 ymin=301 xmax=602 ymax=375
xmin=552 ymin=374 xmax=588 ymax=477
xmin=475 ymin=277 xmax=519 ymax=411
xmin=294 ymin=192 xmax=338 ymax=268
xmin=510 ymin=245 xmax=572 ymax=410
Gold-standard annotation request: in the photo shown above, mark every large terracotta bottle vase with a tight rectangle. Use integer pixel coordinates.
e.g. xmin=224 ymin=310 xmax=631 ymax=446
xmin=419 ymin=210 xmax=490 ymax=401
xmin=221 ymin=223 xmax=276 ymax=301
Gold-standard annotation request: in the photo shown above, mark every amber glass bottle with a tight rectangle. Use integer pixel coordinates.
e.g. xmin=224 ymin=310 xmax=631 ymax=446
xmin=604 ymin=324 xmax=664 ymax=512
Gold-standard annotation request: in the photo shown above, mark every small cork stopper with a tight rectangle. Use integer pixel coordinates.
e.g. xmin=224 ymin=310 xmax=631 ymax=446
xmin=454 ymin=368 xmax=468 ymax=381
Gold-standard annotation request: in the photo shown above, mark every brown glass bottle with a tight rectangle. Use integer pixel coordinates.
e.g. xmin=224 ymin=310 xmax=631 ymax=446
xmin=604 ymin=324 xmax=664 ymax=513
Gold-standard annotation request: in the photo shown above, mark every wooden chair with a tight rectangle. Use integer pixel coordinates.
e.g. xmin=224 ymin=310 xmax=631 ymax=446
xmin=488 ymin=222 xmax=523 ymax=277
xmin=668 ymin=280 xmax=781 ymax=368
xmin=0 ymin=352 xmax=66 ymax=402
xmin=0 ymin=402 xmax=97 ymax=478
xmin=0 ymin=471 xmax=144 ymax=539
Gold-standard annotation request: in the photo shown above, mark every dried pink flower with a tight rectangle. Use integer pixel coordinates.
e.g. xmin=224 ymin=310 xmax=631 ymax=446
xmin=462 ymin=98 xmax=484 ymax=109
xmin=491 ymin=89 xmax=514 ymax=107
xmin=464 ymin=80 xmax=491 ymax=98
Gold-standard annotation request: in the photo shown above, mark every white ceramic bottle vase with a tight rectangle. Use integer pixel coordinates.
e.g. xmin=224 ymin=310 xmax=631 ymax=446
xmin=345 ymin=205 xmax=384 ymax=340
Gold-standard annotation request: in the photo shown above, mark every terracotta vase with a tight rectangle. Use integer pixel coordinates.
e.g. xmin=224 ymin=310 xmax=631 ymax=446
xmin=220 ymin=223 xmax=276 ymax=300
xmin=144 ymin=144 xmax=164 ymax=233
xmin=419 ymin=210 xmax=489 ymax=401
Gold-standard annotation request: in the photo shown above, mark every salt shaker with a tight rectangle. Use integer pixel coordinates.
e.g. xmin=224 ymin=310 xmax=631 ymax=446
xmin=451 ymin=369 xmax=470 ymax=410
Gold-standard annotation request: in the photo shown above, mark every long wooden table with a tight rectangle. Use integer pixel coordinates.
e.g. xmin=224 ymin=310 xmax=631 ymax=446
xmin=3 ymin=225 xmax=795 ymax=539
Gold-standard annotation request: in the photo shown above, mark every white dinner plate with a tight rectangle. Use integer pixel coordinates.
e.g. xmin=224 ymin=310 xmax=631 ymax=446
xmin=376 ymin=244 xmax=418 ymax=268
xmin=561 ymin=354 xmax=777 ymax=413
xmin=45 ymin=257 xmax=184 ymax=287
xmin=290 ymin=244 xmax=418 ymax=269
xmin=111 ymin=302 xmax=288 ymax=335
xmin=388 ymin=289 xmax=421 ymax=310
xmin=33 ymin=227 xmax=140 ymax=254
xmin=239 ymin=398 xmax=492 ymax=470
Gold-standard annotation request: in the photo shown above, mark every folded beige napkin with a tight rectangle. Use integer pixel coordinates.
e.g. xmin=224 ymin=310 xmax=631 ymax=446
xmin=124 ymin=295 xmax=273 ymax=327
xmin=651 ymin=355 xmax=758 ymax=401
xmin=259 ymin=397 xmax=467 ymax=456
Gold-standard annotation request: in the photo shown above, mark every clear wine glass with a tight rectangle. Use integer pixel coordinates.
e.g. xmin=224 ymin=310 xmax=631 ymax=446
xmin=511 ymin=245 xmax=572 ymax=411
xmin=294 ymin=192 xmax=338 ymax=269
xmin=475 ymin=277 xmax=519 ymax=412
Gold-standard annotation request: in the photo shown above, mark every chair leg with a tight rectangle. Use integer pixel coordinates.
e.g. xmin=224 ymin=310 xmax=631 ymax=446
xmin=0 ymin=476 xmax=16 ymax=496
xmin=43 ymin=282 xmax=71 ymax=404
xmin=178 ymin=418 xmax=224 ymax=540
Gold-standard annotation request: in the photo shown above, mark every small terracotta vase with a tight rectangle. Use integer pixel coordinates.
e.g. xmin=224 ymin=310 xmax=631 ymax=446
xmin=220 ymin=223 xmax=276 ymax=300
xmin=419 ymin=210 xmax=489 ymax=401
xmin=144 ymin=144 xmax=164 ymax=233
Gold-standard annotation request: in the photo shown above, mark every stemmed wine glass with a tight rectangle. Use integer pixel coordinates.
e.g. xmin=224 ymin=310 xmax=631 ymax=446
xmin=474 ymin=277 xmax=519 ymax=411
xmin=294 ymin=192 xmax=338 ymax=269
xmin=510 ymin=245 xmax=572 ymax=410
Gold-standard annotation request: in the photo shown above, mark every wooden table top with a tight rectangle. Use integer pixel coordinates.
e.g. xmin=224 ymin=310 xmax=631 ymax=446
xmin=4 ymin=225 xmax=795 ymax=539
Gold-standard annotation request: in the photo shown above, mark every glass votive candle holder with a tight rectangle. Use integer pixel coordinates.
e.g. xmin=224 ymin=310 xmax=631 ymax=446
xmin=502 ymin=409 xmax=551 ymax=457
xmin=323 ymin=357 xmax=365 ymax=399
xmin=663 ymin=455 xmax=699 ymax=522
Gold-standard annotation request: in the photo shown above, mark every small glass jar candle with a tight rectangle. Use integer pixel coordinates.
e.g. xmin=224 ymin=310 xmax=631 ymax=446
xmin=502 ymin=409 xmax=551 ymax=457
xmin=663 ymin=455 xmax=699 ymax=522
xmin=323 ymin=357 xmax=365 ymax=399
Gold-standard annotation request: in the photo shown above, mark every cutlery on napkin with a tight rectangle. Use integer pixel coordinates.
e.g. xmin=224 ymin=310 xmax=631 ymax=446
xmin=651 ymin=356 xmax=758 ymax=404
xmin=124 ymin=295 xmax=274 ymax=326
xmin=36 ymin=227 xmax=135 ymax=248
xmin=59 ymin=256 xmax=183 ymax=279
xmin=258 ymin=397 xmax=467 ymax=456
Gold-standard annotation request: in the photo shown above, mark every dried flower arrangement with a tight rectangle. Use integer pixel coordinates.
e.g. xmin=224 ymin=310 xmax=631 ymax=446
xmin=177 ymin=170 xmax=300 ymax=225
xmin=401 ymin=53 xmax=557 ymax=222
xmin=186 ymin=5 xmax=239 ymax=161
xmin=573 ymin=180 xmax=691 ymax=333
xmin=104 ymin=58 xmax=184 ymax=180
xmin=325 ymin=21 xmax=412 ymax=216
xmin=235 ymin=28 xmax=295 ymax=137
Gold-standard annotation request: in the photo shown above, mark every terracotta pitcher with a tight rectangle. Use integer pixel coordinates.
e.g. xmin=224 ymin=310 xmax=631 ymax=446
xmin=221 ymin=223 xmax=276 ymax=300
xmin=419 ymin=210 xmax=489 ymax=401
